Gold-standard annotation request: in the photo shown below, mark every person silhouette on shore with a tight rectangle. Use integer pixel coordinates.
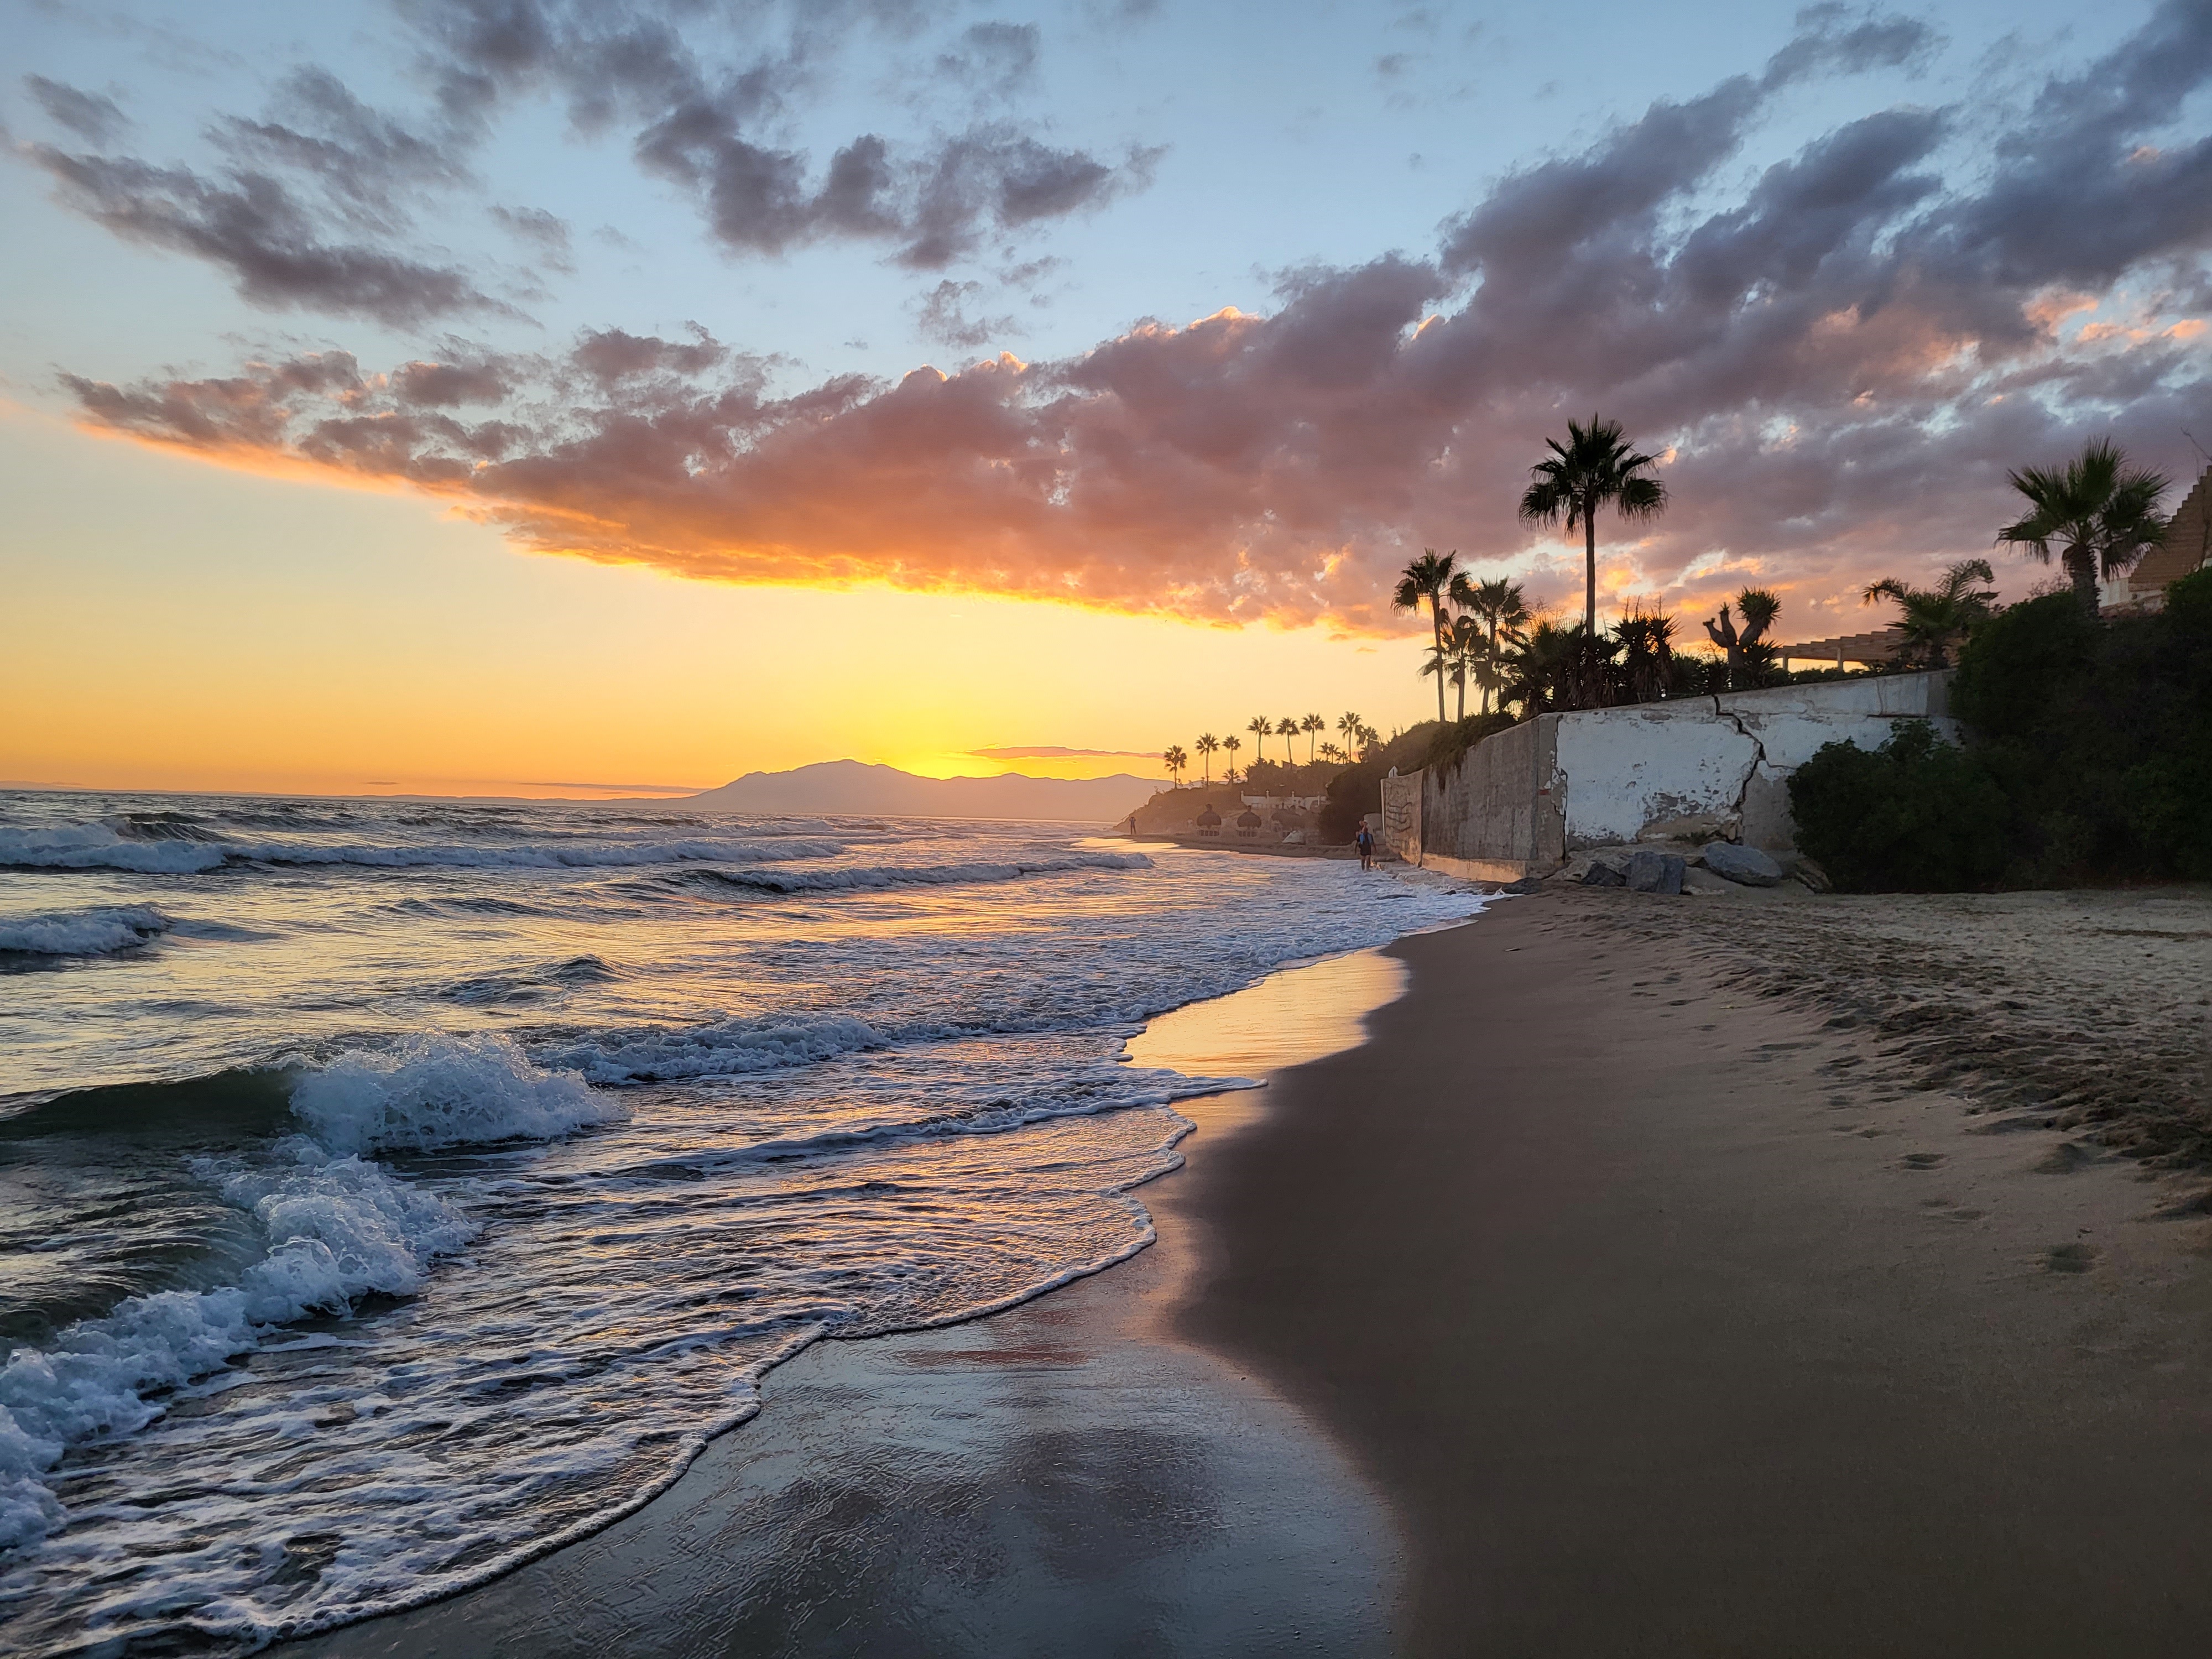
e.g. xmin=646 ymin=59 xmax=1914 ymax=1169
xmin=1355 ymin=824 xmax=1374 ymax=870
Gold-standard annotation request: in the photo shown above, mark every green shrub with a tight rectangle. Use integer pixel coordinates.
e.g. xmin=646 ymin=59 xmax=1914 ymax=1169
xmin=1951 ymin=592 xmax=2097 ymax=742
xmin=1788 ymin=721 xmax=2016 ymax=891
xmin=1944 ymin=567 xmax=2212 ymax=883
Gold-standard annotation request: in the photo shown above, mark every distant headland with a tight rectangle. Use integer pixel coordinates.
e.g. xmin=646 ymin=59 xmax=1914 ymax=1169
xmin=686 ymin=760 xmax=1161 ymax=822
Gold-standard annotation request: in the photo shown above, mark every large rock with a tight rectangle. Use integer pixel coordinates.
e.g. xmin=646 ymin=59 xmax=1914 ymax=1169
xmin=1580 ymin=859 xmax=1627 ymax=888
xmin=1626 ymin=850 xmax=1686 ymax=895
xmin=1701 ymin=841 xmax=1784 ymax=887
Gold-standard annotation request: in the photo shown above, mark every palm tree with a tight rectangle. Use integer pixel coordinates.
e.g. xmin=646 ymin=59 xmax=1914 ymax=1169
xmin=1319 ymin=741 xmax=1344 ymax=763
xmin=1356 ymin=721 xmax=1380 ymax=759
xmin=1276 ymin=716 xmax=1300 ymax=765
xmin=1463 ymin=578 xmax=1530 ymax=714
xmin=1301 ymin=713 xmax=1324 ymax=761
xmin=1162 ymin=744 xmax=1188 ymax=786
xmin=1863 ymin=559 xmax=1999 ymax=668
xmin=1441 ymin=614 xmax=1486 ymax=721
xmin=1517 ymin=417 xmax=1668 ymax=635
xmin=1244 ymin=717 xmax=1273 ymax=779
xmin=1392 ymin=549 xmax=1472 ymax=724
xmin=1996 ymin=438 xmax=2170 ymax=610
xmin=1609 ymin=606 xmax=1676 ymax=703
xmin=1194 ymin=732 xmax=1218 ymax=783
xmin=1223 ymin=733 xmax=1241 ymax=782
xmin=1499 ymin=620 xmax=1579 ymax=716
xmin=1337 ymin=711 xmax=1363 ymax=758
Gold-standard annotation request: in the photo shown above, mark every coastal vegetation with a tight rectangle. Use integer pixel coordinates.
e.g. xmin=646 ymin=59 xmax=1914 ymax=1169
xmin=1790 ymin=568 xmax=2212 ymax=890
xmin=1393 ymin=549 xmax=1475 ymax=724
xmin=1996 ymin=438 xmax=2170 ymax=611
xmin=1862 ymin=560 xmax=1999 ymax=669
xmin=1517 ymin=416 xmax=1670 ymax=705
xmin=1151 ymin=431 xmax=2190 ymax=866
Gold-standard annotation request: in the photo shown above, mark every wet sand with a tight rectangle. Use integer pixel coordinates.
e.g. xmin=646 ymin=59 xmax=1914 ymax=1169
xmin=1181 ymin=888 xmax=2212 ymax=1655
xmin=294 ymin=888 xmax=2212 ymax=1656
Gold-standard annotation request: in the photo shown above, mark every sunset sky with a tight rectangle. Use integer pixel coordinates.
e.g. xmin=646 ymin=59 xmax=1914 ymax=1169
xmin=4 ymin=0 xmax=2208 ymax=795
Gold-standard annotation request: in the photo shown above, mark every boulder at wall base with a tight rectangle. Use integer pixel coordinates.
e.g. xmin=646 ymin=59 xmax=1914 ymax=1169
xmin=1581 ymin=859 xmax=1628 ymax=888
xmin=1701 ymin=841 xmax=1785 ymax=887
xmin=1626 ymin=851 xmax=1686 ymax=895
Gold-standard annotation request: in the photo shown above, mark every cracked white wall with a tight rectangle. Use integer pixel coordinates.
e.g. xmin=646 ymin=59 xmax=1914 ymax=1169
xmin=1551 ymin=673 xmax=1961 ymax=851
xmin=1555 ymin=712 xmax=1762 ymax=845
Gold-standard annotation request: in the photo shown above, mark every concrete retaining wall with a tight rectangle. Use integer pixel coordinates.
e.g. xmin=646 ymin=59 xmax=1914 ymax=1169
xmin=1555 ymin=672 xmax=1955 ymax=851
xmin=1378 ymin=671 xmax=1957 ymax=875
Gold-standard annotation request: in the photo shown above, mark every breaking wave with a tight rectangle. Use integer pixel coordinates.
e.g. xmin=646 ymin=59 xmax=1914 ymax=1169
xmin=0 ymin=906 xmax=170 ymax=957
xmin=0 ymin=823 xmax=846 ymax=875
xmin=0 ymin=1145 xmax=473 ymax=1551
xmin=289 ymin=1034 xmax=622 ymax=1156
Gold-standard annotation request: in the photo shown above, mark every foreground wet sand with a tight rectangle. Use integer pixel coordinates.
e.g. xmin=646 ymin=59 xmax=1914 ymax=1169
xmin=295 ymin=888 xmax=2212 ymax=1656
xmin=1181 ymin=889 xmax=2212 ymax=1655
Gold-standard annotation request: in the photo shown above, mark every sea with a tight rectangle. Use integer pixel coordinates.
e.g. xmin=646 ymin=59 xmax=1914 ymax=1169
xmin=0 ymin=790 xmax=1481 ymax=1654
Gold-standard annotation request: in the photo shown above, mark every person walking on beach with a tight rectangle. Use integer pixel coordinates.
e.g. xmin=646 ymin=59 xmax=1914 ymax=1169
xmin=1355 ymin=823 xmax=1374 ymax=870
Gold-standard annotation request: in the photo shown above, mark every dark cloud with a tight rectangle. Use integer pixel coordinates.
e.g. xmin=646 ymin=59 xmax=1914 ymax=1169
xmin=18 ymin=61 xmax=504 ymax=325
xmin=216 ymin=67 xmax=471 ymax=227
xmin=489 ymin=204 xmax=574 ymax=269
xmin=391 ymin=357 xmax=513 ymax=406
xmin=1762 ymin=2 xmax=1942 ymax=87
xmin=571 ymin=326 xmax=732 ymax=383
xmin=58 ymin=2 xmax=2212 ymax=636
xmin=18 ymin=3 xmax=1154 ymax=320
xmin=24 ymin=146 xmax=509 ymax=325
xmin=936 ymin=22 xmax=1042 ymax=100
xmin=916 ymin=279 xmax=1018 ymax=349
xmin=394 ymin=0 xmax=1154 ymax=265
xmin=23 ymin=75 xmax=129 ymax=144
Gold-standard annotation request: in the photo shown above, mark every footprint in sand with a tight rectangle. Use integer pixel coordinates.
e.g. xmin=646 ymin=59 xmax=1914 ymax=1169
xmin=2043 ymin=1242 xmax=2099 ymax=1274
xmin=1900 ymin=1151 xmax=1947 ymax=1171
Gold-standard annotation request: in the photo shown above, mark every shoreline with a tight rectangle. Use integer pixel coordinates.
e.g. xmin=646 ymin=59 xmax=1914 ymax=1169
xmin=290 ymin=883 xmax=2212 ymax=1655
xmin=283 ymin=936 xmax=1443 ymax=1657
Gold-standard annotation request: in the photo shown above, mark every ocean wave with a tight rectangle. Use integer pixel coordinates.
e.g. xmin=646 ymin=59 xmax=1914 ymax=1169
xmin=677 ymin=849 xmax=1154 ymax=896
xmin=0 ymin=825 xmax=229 ymax=874
xmin=0 ymin=1144 xmax=472 ymax=1551
xmin=0 ymin=1068 xmax=297 ymax=1143
xmin=544 ymin=1011 xmax=893 ymax=1084
xmin=0 ymin=905 xmax=171 ymax=957
xmin=441 ymin=953 xmax=620 ymax=1005
xmin=290 ymin=1034 xmax=623 ymax=1155
xmin=0 ymin=822 xmax=847 ymax=875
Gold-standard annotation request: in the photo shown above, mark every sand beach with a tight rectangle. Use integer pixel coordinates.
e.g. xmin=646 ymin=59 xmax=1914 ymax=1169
xmin=290 ymin=879 xmax=2212 ymax=1657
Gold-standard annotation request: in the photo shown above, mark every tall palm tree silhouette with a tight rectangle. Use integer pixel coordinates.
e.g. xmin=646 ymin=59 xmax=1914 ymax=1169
xmin=1517 ymin=418 xmax=1668 ymax=635
xmin=1392 ymin=550 xmax=1471 ymax=724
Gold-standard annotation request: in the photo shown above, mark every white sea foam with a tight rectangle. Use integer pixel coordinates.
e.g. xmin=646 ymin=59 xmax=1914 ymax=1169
xmin=0 ymin=823 xmax=847 ymax=876
xmin=0 ymin=905 xmax=171 ymax=956
xmin=544 ymin=1011 xmax=894 ymax=1084
xmin=0 ymin=1145 xmax=471 ymax=1551
xmin=691 ymin=849 xmax=1154 ymax=894
xmin=0 ymin=825 xmax=229 ymax=874
xmin=290 ymin=1035 xmax=621 ymax=1154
